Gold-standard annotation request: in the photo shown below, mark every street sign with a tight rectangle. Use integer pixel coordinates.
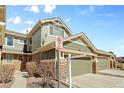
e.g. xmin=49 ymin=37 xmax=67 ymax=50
xmin=55 ymin=36 xmax=63 ymax=88
xmin=55 ymin=36 xmax=63 ymax=51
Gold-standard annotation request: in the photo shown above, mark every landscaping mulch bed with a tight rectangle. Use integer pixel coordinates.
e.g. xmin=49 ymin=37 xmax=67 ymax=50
xmin=0 ymin=78 xmax=15 ymax=88
xmin=27 ymin=77 xmax=68 ymax=88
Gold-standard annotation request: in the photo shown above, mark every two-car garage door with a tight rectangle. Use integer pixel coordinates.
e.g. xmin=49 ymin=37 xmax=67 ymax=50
xmin=71 ymin=57 xmax=109 ymax=77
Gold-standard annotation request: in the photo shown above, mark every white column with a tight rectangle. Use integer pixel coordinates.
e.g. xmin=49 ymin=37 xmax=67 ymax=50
xmin=67 ymin=54 xmax=71 ymax=88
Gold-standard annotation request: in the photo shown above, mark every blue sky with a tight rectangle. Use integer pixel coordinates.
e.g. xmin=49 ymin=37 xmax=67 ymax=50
xmin=6 ymin=5 xmax=124 ymax=57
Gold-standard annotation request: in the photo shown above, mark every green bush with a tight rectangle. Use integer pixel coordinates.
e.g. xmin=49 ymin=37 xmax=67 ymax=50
xmin=0 ymin=64 xmax=15 ymax=83
xmin=26 ymin=62 xmax=37 ymax=77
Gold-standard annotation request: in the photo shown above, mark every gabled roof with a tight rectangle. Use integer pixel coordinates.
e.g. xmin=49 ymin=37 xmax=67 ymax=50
xmin=28 ymin=17 xmax=72 ymax=38
xmin=6 ymin=30 xmax=27 ymax=38
xmin=64 ymin=32 xmax=113 ymax=56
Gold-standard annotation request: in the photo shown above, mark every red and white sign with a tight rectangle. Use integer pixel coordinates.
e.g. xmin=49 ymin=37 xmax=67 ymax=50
xmin=55 ymin=36 xmax=63 ymax=51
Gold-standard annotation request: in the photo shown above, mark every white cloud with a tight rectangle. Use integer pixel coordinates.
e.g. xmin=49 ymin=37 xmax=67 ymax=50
xmin=66 ymin=18 xmax=71 ymax=22
xmin=7 ymin=17 xmax=14 ymax=23
xmin=13 ymin=16 xmax=21 ymax=24
xmin=65 ymin=16 xmax=71 ymax=22
xmin=24 ymin=5 xmax=40 ymax=13
xmin=8 ymin=16 xmax=22 ymax=24
xmin=97 ymin=13 xmax=116 ymax=17
xmin=20 ymin=28 xmax=32 ymax=34
xmin=89 ymin=6 xmax=95 ymax=13
xmin=24 ymin=20 xmax=35 ymax=24
xmin=76 ymin=5 xmax=101 ymax=15
xmin=43 ymin=5 xmax=56 ymax=14
xmin=80 ymin=10 xmax=88 ymax=15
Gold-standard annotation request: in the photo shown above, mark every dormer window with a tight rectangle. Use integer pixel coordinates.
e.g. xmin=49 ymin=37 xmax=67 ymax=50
xmin=50 ymin=25 xmax=64 ymax=37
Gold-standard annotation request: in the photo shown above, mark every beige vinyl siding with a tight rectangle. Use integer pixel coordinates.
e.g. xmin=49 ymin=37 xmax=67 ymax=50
xmin=3 ymin=36 xmax=26 ymax=52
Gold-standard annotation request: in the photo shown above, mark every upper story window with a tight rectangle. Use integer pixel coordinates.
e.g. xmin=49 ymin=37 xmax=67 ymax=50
xmin=18 ymin=39 xmax=25 ymax=44
xmin=7 ymin=36 xmax=14 ymax=47
xmin=50 ymin=25 xmax=64 ymax=38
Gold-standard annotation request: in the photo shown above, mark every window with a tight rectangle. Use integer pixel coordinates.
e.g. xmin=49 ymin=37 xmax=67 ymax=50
xmin=29 ymin=40 xmax=32 ymax=45
xmin=6 ymin=54 xmax=13 ymax=64
xmin=19 ymin=55 xmax=23 ymax=61
xmin=29 ymin=56 xmax=32 ymax=62
xmin=50 ymin=25 xmax=64 ymax=37
xmin=7 ymin=36 xmax=14 ymax=46
xmin=29 ymin=46 xmax=32 ymax=51
xmin=24 ymin=40 xmax=27 ymax=44
xmin=18 ymin=39 xmax=24 ymax=44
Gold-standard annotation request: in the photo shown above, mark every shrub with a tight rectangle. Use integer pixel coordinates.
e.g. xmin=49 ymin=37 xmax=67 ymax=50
xmin=0 ymin=64 xmax=15 ymax=83
xmin=35 ymin=63 xmax=53 ymax=79
xmin=26 ymin=62 xmax=37 ymax=77
xmin=31 ymin=78 xmax=55 ymax=88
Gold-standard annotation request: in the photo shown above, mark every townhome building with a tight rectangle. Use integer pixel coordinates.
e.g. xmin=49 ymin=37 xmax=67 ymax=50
xmin=0 ymin=6 xmax=117 ymax=81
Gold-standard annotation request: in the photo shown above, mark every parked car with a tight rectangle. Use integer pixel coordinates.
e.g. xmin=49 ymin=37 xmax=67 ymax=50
xmin=117 ymin=62 xmax=124 ymax=69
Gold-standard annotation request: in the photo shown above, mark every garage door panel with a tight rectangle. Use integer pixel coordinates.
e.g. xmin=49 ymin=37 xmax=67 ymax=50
xmin=71 ymin=59 xmax=91 ymax=76
xmin=98 ymin=58 xmax=109 ymax=70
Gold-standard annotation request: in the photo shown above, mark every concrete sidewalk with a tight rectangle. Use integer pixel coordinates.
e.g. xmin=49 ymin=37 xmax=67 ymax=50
xmin=72 ymin=69 xmax=124 ymax=88
xmin=11 ymin=71 xmax=28 ymax=88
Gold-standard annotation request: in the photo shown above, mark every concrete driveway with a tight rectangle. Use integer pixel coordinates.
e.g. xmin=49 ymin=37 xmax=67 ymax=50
xmin=72 ymin=69 xmax=124 ymax=88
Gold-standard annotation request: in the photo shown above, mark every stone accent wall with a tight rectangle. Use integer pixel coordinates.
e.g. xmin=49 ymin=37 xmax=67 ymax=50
xmin=1 ymin=54 xmax=21 ymax=71
xmin=60 ymin=62 xmax=67 ymax=81
xmin=13 ymin=54 xmax=21 ymax=71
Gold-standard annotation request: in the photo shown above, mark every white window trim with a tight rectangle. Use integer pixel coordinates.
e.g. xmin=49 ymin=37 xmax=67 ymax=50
xmin=18 ymin=39 xmax=25 ymax=44
xmin=6 ymin=54 xmax=13 ymax=64
xmin=6 ymin=36 xmax=15 ymax=48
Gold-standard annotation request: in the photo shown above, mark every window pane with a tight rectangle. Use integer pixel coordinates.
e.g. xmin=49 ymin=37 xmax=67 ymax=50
xmin=7 ymin=36 xmax=13 ymax=46
xmin=50 ymin=25 xmax=64 ymax=37
xmin=19 ymin=55 xmax=23 ymax=61
xmin=7 ymin=54 xmax=12 ymax=63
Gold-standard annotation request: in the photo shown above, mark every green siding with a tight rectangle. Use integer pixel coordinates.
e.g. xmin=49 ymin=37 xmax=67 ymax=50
xmin=40 ymin=49 xmax=55 ymax=60
xmin=71 ymin=59 xmax=91 ymax=76
xmin=64 ymin=42 xmax=92 ymax=53
xmin=98 ymin=58 xmax=109 ymax=70
xmin=32 ymin=28 xmax=41 ymax=51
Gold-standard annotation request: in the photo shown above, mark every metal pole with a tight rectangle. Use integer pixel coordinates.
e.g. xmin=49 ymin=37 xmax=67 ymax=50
xmin=57 ymin=50 xmax=61 ymax=88
xmin=0 ymin=46 xmax=2 ymax=64
xmin=68 ymin=54 xmax=71 ymax=88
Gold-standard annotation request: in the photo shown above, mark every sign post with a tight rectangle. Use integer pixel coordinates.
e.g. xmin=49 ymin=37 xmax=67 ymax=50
xmin=55 ymin=36 xmax=63 ymax=88
xmin=0 ymin=46 xmax=2 ymax=64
